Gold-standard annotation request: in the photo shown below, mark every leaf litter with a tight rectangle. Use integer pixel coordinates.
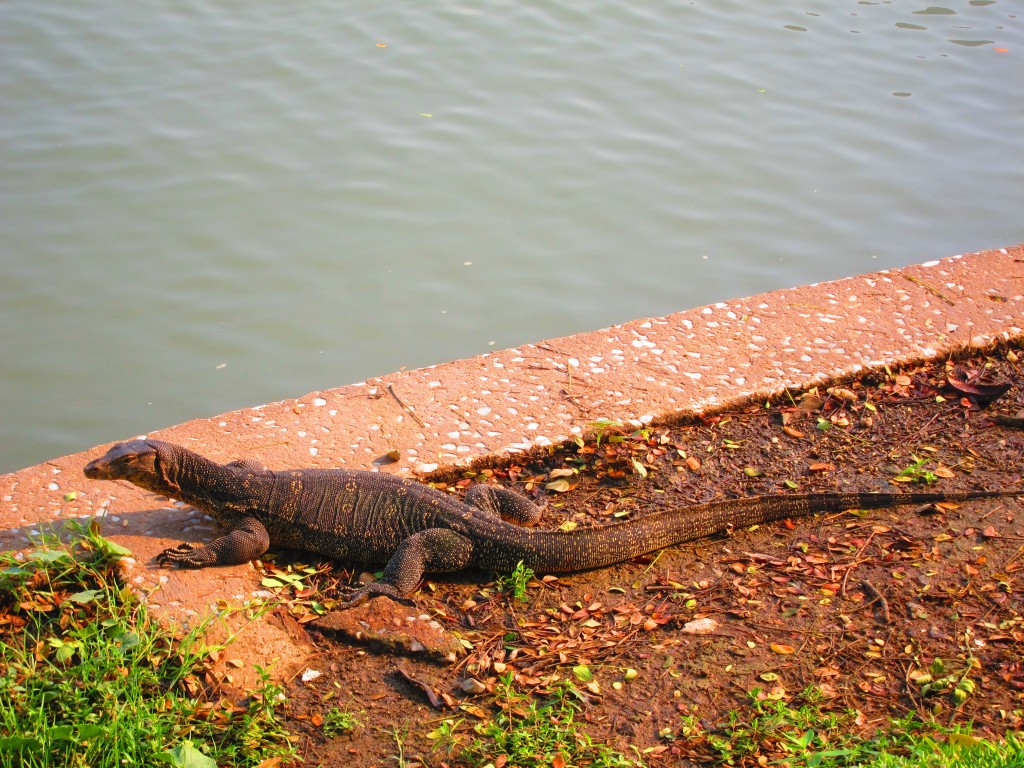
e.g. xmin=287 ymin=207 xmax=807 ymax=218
xmin=279 ymin=347 xmax=1024 ymax=766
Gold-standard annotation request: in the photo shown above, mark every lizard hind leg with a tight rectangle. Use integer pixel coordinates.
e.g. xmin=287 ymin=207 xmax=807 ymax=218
xmin=465 ymin=484 xmax=543 ymax=527
xmin=338 ymin=528 xmax=474 ymax=609
xmin=225 ymin=458 xmax=263 ymax=472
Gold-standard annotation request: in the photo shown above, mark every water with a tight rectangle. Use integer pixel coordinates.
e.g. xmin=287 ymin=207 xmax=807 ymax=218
xmin=2 ymin=2 xmax=1022 ymax=472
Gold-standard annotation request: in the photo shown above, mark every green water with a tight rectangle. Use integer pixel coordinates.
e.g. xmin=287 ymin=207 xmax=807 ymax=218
xmin=2 ymin=1 xmax=1022 ymax=471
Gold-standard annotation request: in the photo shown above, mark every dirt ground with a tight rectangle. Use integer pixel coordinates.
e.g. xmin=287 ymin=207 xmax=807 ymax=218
xmin=278 ymin=346 xmax=1024 ymax=767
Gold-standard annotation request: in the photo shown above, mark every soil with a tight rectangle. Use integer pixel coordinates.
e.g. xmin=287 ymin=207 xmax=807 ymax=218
xmin=277 ymin=347 xmax=1024 ymax=767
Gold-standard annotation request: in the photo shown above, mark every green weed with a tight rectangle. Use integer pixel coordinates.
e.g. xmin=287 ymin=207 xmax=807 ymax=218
xmin=587 ymin=419 xmax=625 ymax=448
xmin=895 ymin=456 xmax=939 ymax=485
xmin=682 ymin=688 xmax=1024 ymax=767
xmin=432 ymin=672 xmax=640 ymax=767
xmin=495 ymin=560 xmax=535 ymax=603
xmin=323 ymin=707 xmax=363 ymax=737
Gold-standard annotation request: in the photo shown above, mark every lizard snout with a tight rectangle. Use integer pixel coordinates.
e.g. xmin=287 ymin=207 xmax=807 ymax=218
xmin=83 ymin=457 xmax=108 ymax=479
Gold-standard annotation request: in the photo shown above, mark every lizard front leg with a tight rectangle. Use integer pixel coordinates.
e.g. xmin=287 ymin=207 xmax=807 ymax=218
xmin=338 ymin=528 xmax=473 ymax=609
xmin=156 ymin=516 xmax=271 ymax=568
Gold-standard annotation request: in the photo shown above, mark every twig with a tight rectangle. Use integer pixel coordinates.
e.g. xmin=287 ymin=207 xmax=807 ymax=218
xmin=386 ymin=384 xmax=425 ymax=427
xmin=1003 ymin=543 xmax=1024 ymax=571
xmin=744 ymin=621 xmax=845 ymax=637
xmin=900 ymin=273 xmax=956 ymax=306
xmin=860 ymin=579 xmax=891 ymax=624
xmin=841 ymin=531 xmax=876 ymax=597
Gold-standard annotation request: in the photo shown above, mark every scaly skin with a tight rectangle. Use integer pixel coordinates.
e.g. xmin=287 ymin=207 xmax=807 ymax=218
xmin=84 ymin=439 xmax=1020 ymax=608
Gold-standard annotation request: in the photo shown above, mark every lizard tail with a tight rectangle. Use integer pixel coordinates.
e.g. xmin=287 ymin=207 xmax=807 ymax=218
xmin=478 ymin=489 xmax=1019 ymax=574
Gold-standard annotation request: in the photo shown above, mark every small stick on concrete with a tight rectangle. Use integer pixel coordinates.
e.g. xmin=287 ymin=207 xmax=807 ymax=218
xmin=900 ymin=273 xmax=956 ymax=306
xmin=387 ymin=384 xmax=426 ymax=427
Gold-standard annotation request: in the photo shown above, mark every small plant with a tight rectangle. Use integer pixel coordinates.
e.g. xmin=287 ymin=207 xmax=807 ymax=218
xmin=587 ymin=418 xmax=624 ymax=448
xmin=445 ymin=673 xmax=639 ymax=767
xmin=495 ymin=561 xmax=535 ymax=603
xmin=425 ymin=718 xmax=464 ymax=751
xmin=895 ymin=456 xmax=939 ymax=485
xmin=322 ymin=707 xmax=363 ymax=737
xmin=912 ymin=656 xmax=980 ymax=708
xmin=387 ymin=726 xmax=415 ymax=768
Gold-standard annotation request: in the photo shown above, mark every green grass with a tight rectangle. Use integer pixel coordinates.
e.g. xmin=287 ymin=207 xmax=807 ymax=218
xmin=680 ymin=687 xmax=1024 ymax=767
xmin=423 ymin=672 xmax=1022 ymax=768
xmin=429 ymin=671 xmax=640 ymax=767
xmin=322 ymin=706 xmax=363 ymax=737
xmin=0 ymin=522 xmax=293 ymax=768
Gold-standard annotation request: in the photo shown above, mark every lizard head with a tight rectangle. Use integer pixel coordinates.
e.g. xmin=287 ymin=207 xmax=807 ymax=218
xmin=84 ymin=439 xmax=169 ymax=493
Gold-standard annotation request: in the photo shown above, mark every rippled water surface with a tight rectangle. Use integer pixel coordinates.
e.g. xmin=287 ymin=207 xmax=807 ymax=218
xmin=2 ymin=2 xmax=1022 ymax=471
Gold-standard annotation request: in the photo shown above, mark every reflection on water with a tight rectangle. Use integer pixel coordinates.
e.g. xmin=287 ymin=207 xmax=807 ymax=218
xmin=1 ymin=1 xmax=1022 ymax=471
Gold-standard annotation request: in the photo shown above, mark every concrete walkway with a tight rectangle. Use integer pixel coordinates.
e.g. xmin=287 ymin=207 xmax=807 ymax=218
xmin=3 ymin=243 xmax=1022 ymax=680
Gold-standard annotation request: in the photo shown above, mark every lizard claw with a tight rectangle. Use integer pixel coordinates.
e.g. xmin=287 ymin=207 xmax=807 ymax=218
xmin=336 ymin=581 xmax=411 ymax=610
xmin=156 ymin=543 xmax=203 ymax=568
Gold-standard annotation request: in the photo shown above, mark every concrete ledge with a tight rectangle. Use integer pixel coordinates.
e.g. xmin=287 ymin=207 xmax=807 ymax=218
xmin=2 ymin=243 xmax=1022 ymax=679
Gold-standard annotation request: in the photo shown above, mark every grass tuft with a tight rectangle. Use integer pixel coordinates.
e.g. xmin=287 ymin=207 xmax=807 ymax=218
xmin=430 ymin=671 xmax=640 ymax=767
xmin=678 ymin=687 xmax=1024 ymax=767
xmin=0 ymin=521 xmax=293 ymax=768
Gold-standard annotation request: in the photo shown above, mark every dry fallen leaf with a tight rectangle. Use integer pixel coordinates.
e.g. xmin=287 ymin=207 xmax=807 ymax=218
xmin=828 ymin=387 xmax=858 ymax=401
xmin=681 ymin=618 xmax=718 ymax=635
xmin=770 ymin=643 xmax=796 ymax=655
xmin=545 ymin=478 xmax=573 ymax=493
xmin=947 ymin=366 xmax=1011 ymax=404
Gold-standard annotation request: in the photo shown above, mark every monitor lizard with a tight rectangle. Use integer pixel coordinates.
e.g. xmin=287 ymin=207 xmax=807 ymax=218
xmin=83 ymin=439 xmax=1019 ymax=608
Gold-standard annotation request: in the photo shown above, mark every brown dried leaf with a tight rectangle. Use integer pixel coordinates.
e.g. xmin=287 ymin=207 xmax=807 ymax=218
xmin=947 ymin=367 xmax=1011 ymax=403
xmin=545 ymin=478 xmax=574 ymax=493
xmin=799 ymin=392 xmax=824 ymax=411
xmin=828 ymin=387 xmax=858 ymax=401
